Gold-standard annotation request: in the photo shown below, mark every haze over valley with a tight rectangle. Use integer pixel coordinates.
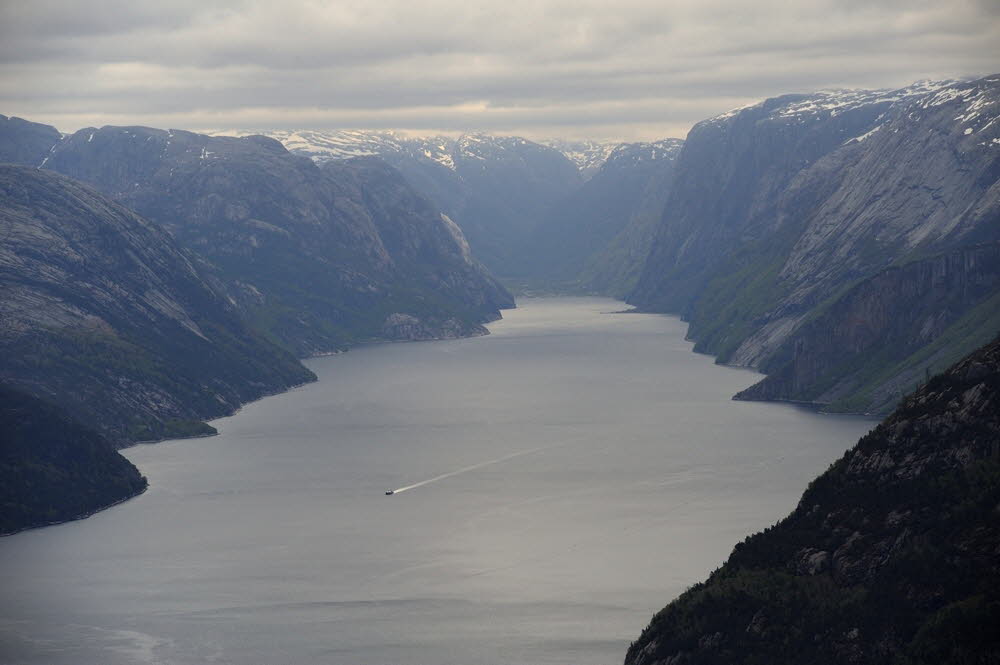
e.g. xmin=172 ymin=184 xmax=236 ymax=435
xmin=1 ymin=2 xmax=999 ymax=663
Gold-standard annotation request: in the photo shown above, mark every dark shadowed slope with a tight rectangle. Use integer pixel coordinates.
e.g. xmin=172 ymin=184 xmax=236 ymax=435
xmin=0 ymin=385 xmax=147 ymax=535
xmin=626 ymin=334 xmax=1000 ymax=665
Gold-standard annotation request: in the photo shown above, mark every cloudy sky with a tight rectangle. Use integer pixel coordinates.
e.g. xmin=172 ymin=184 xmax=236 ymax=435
xmin=1 ymin=0 xmax=998 ymax=141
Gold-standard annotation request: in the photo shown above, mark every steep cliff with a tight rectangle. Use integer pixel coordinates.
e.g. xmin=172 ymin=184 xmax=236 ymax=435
xmin=574 ymin=140 xmax=685 ymax=296
xmin=522 ymin=139 xmax=683 ymax=293
xmin=41 ymin=125 xmax=512 ymax=355
xmin=0 ymin=165 xmax=313 ymax=444
xmin=625 ymin=335 xmax=1000 ymax=665
xmin=320 ymin=157 xmax=514 ymax=322
xmin=629 ymin=76 xmax=1000 ymax=413
xmin=0 ymin=385 xmax=147 ymax=535
xmin=628 ymin=83 xmax=930 ymax=311
xmin=736 ymin=243 xmax=1000 ymax=413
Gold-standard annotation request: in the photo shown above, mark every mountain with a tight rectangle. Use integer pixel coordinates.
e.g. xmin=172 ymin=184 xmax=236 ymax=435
xmin=539 ymin=138 xmax=619 ymax=179
xmin=0 ymin=165 xmax=314 ymax=444
xmin=625 ymin=334 xmax=1000 ymax=665
xmin=210 ymin=129 xmax=583 ymax=277
xmin=630 ymin=76 xmax=1000 ymax=413
xmin=0 ymin=114 xmax=61 ymax=168
xmin=217 ymin=129 xmax=619 ymax=180
xmin=39 ymin=126 xmax=512 ymax=355
xmin=526 ymin=139 xmax=684 ymax=295
xmin=0 ymin=385 xmax=147 ymax=535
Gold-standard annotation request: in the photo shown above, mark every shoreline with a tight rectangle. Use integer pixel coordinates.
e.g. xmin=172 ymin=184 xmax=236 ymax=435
xmin=0 ymin=484 xmax=149 ymax=538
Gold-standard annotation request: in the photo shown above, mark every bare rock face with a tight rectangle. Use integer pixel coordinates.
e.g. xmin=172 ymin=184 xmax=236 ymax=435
xmin=629 ymin=76 xmax=1000 ymax=414
xmin=39 ymin=126 xmax=512 ymax=355
xmin=624 ymin=336 xmax=1000 ymax=665
xmin=736 ymin=242 xmax=1000 ymax=413
xmin=0 ymin=165 xmax=313 ymax=444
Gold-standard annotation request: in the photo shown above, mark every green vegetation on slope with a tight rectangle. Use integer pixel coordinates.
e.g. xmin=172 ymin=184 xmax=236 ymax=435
xmin=0 ymin=385 xmax=147 ymax=535
xmin=830 ymin=288 xmax=1000 ymax=414
xmin=626 ymin=336 xmax=1000 ymax=665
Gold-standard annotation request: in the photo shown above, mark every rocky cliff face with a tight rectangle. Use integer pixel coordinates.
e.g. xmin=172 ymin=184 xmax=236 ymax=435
xmin=40 ymin=125 xmax=512 ymax=355
xmin=0 ymin=165 xmax=313 ymax=444
xmin=629 ymin=76 xmax=1000 ymax=413
xmin=736 ymin=243 xmax=1000 ymax=413
xmin=572 ymin=139 xmax=684 ymax=296
xmin=625 ymin=335 xmax=1000 ymax=665
xmin=628 ymin=83 xmax=932 ymax=310
xmin=516 ymin=138 xmax=684 ymax=293
xmin=319 ymin=157 xmax=515 ymax=331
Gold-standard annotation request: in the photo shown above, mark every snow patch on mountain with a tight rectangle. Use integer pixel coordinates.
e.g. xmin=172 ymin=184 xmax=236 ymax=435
xmin=706 ymin=79 xmax=966 ymax=127
xmin=539 ymin=139 xmax=619 ymax=178
xmin=207 ymin=129 xmax=632 ymax=177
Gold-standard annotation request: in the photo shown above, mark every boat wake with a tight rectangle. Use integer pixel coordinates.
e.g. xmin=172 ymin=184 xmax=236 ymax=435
xmin=386 ymin=446 xmax=551 ymax=496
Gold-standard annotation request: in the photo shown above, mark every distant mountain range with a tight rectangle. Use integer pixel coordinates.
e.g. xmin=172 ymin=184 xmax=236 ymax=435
xmin=209 ymin=129 xmax=587 ymax=276
xmin=208 ymin=129 xmax=621 ymax=180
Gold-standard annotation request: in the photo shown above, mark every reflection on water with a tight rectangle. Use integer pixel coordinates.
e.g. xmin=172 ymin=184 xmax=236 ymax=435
xmin=0 ymin=297 xmax=873 ymax=665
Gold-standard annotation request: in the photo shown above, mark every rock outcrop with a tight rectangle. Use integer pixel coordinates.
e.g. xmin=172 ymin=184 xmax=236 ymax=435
xmin=625 ymin=334 xmax=1000 ymax=665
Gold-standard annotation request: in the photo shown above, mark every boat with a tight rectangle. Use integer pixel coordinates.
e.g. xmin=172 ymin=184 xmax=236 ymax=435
xmin=385 ymin=490 xmax=394 ymax=495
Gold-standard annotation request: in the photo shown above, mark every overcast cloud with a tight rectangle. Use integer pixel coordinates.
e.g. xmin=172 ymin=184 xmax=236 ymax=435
xmin=1 ymin=0 xmax=998 ymax=140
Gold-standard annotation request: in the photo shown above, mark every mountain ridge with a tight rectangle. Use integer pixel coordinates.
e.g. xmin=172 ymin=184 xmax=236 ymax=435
xmin=37 ymin=124 xmax=513 ymax=355
xmin=629 ymin=74 xmax=1000 ymax=414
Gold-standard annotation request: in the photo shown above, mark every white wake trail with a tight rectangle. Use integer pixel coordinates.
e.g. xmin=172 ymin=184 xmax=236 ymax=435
xmin=389 ymin=446 xmax=550 ymax=495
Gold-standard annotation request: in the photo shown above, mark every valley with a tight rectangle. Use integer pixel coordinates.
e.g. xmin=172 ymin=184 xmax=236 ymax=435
xmin=1 ymin=68 xmax=999 ymax=665
xmin=0 ymin=297 xmax=875 ymax=665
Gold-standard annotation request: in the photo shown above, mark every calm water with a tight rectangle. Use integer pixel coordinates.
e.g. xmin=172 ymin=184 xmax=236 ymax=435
xmin=0 ymin=297 xmax=872 ymax=665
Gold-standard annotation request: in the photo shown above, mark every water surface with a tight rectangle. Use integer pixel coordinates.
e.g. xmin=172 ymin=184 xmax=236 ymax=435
xmin=0 ymin=297 xmax=873 ymax=664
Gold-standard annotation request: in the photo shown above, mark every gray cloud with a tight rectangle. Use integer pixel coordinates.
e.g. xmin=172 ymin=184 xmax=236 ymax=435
xmin=1 ymin=0 xmax=998 ymax=141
